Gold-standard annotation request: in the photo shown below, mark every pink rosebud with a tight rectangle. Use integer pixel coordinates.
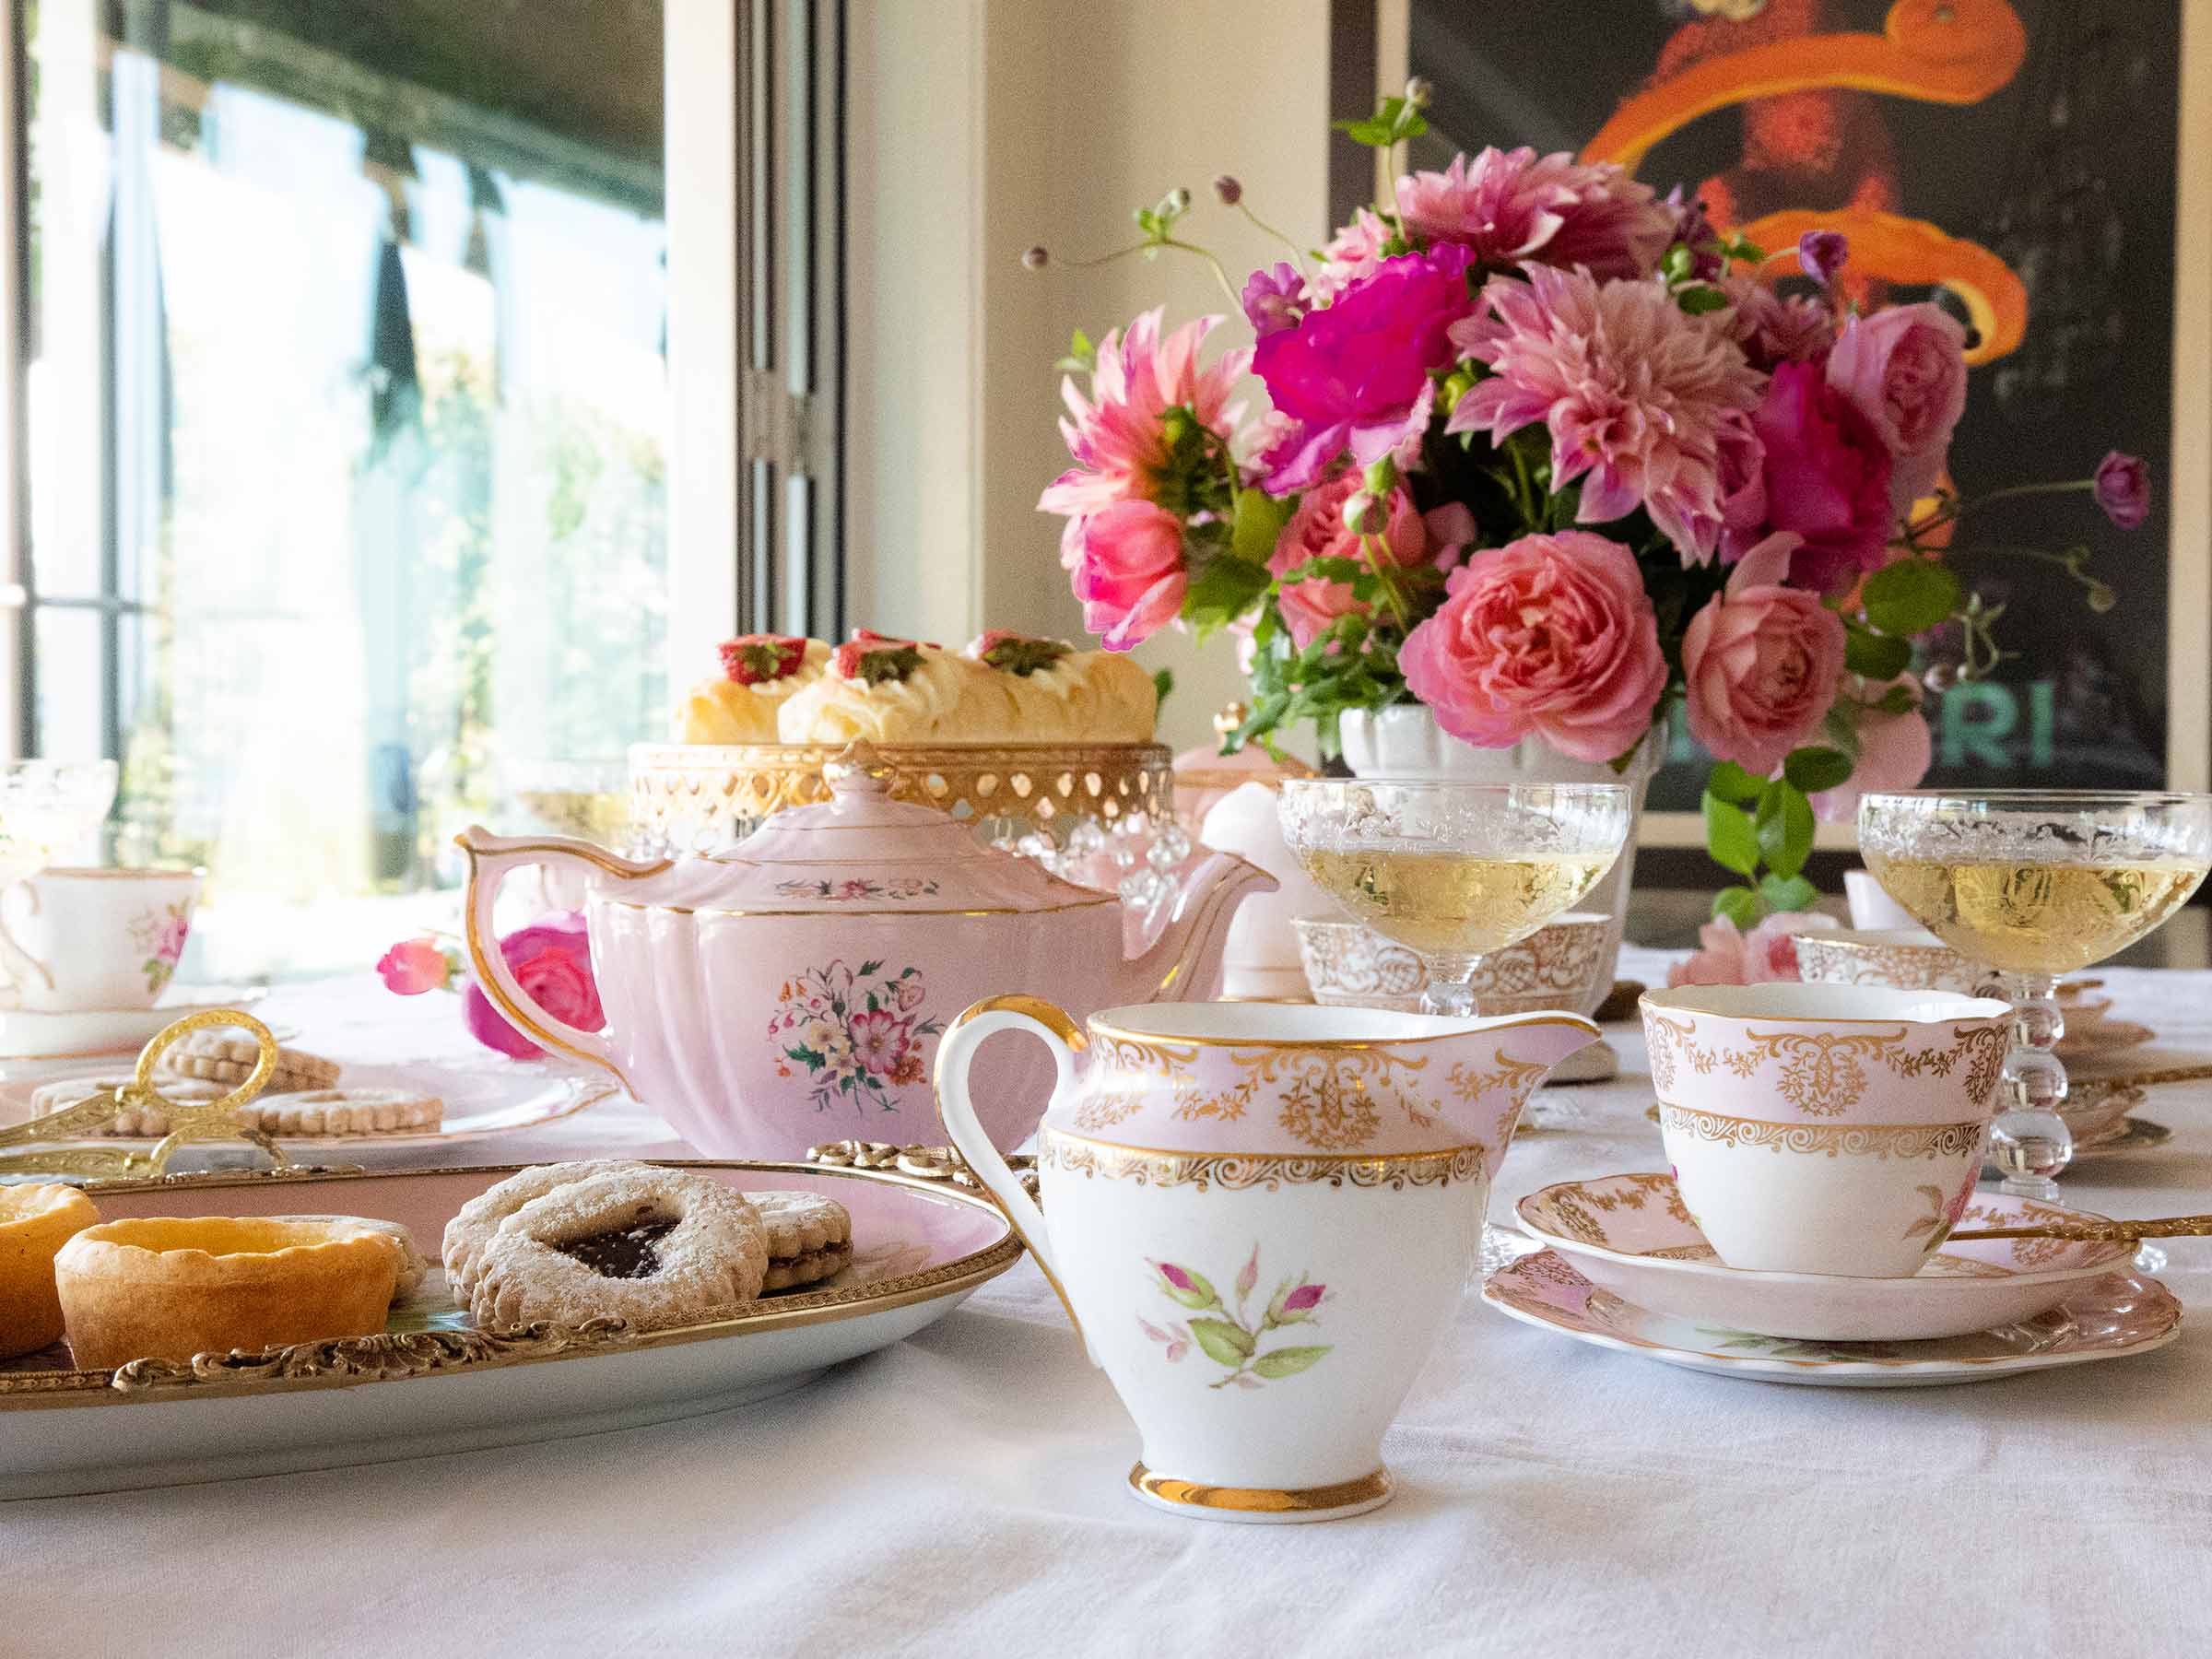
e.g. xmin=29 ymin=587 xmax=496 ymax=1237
xmin=377 ymin=937 xmax=452 ymax=996
xmin=1680 ymin=532 xmax=1849 ymax=776
xmin=1281 ymin=1282 xmax=1324 ymax=1313
xmin=1825 ymin=303 xmax=1967 ymax=515
xmin=1156 ymin=1262 xmax=1195 ymax=1293
xmin=1235 ymin=1245 xmax=1260 ymax=1301
xmin=1072 ymin=500 xmax=1187 ymax=652
xmin=1797 ymin=229 xmax=1848 ymax=288
xmin=1398 ymin=530 xmax=1667 ymax=764
xmin=2093 ymin=451 xmax=2150 ymax=530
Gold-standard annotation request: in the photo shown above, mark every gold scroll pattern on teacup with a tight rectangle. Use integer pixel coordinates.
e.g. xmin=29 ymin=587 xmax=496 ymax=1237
xmin=1660 ymin=1105 xmax=1986 ymax=1161
xmin=1644 ymin=1018 xmax=2007 ymax=1117
xmin=1039 ymin=1133 xmax=1484 ymax=1193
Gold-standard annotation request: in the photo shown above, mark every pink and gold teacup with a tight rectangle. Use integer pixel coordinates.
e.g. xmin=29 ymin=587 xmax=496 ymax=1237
xmin=1641 ymin=982 xmax=2012 ymax=1277
xmin=1792 ymin=928 xmax=1996 ymax=996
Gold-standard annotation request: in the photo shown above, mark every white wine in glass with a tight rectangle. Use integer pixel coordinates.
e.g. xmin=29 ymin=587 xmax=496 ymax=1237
xmin=1859 ymin=791 xmax=2212 ymax=1199
xmin=1278 ymin=780 xmax=1630 ymax=1019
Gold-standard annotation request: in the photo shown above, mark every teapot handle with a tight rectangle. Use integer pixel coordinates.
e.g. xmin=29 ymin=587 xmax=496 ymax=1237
xmin=934 ymin=994 xmax=1089 ymax=1357
xmin=455 ymin=827 xmax=660 ymax=1080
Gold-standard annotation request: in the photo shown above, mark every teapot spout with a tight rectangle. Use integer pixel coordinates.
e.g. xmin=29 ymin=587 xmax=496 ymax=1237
xmin=1442 ymin=1012 xmax=1603 ymax=1168
xmin=1122 ymin=850 xmax=1277 ymax=1004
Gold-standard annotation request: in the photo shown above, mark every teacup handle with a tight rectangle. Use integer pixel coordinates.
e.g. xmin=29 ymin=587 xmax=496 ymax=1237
xmin=934 ymin=994 xmax=1090 ymax=1358
xmin=0 ymin=879 xmax=53 ymax=1006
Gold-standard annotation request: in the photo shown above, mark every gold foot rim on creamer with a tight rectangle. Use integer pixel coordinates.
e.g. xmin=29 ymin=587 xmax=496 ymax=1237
xmin=1126 ymin=1463 xmax=1394 ymax=1524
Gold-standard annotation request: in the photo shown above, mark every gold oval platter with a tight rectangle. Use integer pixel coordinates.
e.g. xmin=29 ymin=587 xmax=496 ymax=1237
xmin=0 ymin=1156 xmax=1019 ymax=1500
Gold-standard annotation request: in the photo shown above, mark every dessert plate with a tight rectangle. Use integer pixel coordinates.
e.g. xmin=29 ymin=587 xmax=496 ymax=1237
xmin=0 ymin=1157 xmax=1019 ymax=1498
xmin=1482 ymin=1249 xmax=2180 ymax=1387
xmin=2055 ymin=1019 xmax=2155 ymax=1061
xmin=1515 ymin=1175 xmax=2130 ymax=1341
xmin=0 ymin=989 xmax=273 ymax=1062
xmin=0 ymin=1058 xmax=614 ymax=1155
xmin=2067 ymin=1117 xmax=2172 ymax=1159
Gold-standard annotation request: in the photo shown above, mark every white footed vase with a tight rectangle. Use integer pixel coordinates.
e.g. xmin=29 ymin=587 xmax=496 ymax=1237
xmin=1337 ymin=706 xmax=1658 ymax=1017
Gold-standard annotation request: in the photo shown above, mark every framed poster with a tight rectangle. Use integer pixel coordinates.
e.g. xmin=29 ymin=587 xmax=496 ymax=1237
xmin=1396 ymin=0 xmax=2210 ymax=846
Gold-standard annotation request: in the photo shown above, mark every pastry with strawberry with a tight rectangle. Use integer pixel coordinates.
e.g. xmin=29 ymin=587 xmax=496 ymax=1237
xmin=677 ymin=635 xmax=830 ymax=743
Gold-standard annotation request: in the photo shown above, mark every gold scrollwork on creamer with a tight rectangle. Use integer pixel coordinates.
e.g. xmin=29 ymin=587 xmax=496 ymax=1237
xmin=1227 ymin=1045 xmax=1436 ymax=1150
xmin=1659 ymin=1105 xmax=1985 ymax=1160
xmin=1447 ymin=1051 xmax=1551 ymax=1132
xmin=1039 ymin=1134 xmax=1484 ymax=1192
xmin=1074 ymin=1033 xmax=1206 ymax=1131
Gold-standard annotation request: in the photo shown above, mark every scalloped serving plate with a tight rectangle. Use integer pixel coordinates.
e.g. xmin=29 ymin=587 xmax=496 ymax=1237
xmin=0 ymin=1159 xmax=1018 ymax=1499
xmin=1482 ymin=1249 xmax=2180 ymax=1388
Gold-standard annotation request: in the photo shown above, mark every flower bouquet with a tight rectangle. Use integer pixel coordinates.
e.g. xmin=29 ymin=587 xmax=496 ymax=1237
xmin=1031 ymin=87 xmax=2148 ymax=929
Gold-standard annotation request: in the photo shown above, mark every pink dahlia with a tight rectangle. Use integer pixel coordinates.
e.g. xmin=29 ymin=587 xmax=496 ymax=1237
xmin=1038 ymin=309 xmax=1249 ymax=521
xmin=1397 ymin=147 xmax=1674 ymax=281
xmin=1447 ymin=265 xmax=1767 ymax=561
xmin=1308 ymin=206 xmax=1394 ymax=302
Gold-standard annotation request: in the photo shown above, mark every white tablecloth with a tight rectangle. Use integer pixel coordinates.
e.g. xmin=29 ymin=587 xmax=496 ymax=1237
xmin=8 ymin=953 xmax=2212 ymax=1655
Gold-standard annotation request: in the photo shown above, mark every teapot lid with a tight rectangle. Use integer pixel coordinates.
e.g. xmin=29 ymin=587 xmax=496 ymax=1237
xmin=660 ymin=742 xmax=1117 ymax=915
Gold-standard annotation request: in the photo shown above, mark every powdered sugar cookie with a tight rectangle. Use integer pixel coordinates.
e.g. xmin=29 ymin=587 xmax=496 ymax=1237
xmin=441 ymin=1160 xmax=655 ymax=1296
xmin=468 ymin=1167 xmax=769 ymax=1331
xmin=745 ymin=1190 xmax=853 ymax=1290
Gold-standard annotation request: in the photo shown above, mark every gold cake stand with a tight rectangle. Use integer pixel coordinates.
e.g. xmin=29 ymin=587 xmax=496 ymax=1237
xmin=629 ymin=740 xmax=1175 ymax=853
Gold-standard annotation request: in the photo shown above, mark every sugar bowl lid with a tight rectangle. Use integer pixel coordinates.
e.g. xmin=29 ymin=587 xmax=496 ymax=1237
xmin=683 ymin=741 xmax=1116 ymax=914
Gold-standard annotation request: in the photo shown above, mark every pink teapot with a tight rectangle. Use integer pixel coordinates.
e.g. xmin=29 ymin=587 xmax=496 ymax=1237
xmin=457 ymin=746 xmax=1275 ymax=1158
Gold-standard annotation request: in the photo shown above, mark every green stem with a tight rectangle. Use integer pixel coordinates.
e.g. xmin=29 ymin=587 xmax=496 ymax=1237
xmin=1160 ymin=237 xmax=1246 ymax=310
xmin=1359 ymin=531 xmax=1414 ymax=629
xmin=1237 ymin=203 xmax=1311 ymax=274
xmin=1912 ymin=478 xmax=2097 ymax=541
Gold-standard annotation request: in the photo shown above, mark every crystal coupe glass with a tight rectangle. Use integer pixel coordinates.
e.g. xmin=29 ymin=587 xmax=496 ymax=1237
xmin=1858 ymin=790 xmax=2212 ymax=1199
xmin=1277 ymin=779 xmax=1631 ymax=1018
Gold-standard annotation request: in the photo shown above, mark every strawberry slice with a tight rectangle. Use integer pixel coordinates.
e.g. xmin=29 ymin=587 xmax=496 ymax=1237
xmin=833 ymin=629 xmax=928 ymax=685
xmin=971 ymin=630 xmax=1072 ymax=677
xmin=718 ymin=634 xmax=811 ymax=685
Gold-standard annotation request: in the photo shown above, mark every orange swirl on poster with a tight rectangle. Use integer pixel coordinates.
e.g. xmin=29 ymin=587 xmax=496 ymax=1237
xmin=1583 ymin=0 xmax=2030 ymax=364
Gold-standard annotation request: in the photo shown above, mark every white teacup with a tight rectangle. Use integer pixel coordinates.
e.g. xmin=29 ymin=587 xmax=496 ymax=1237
xmin=1842 ymin=869 xmax=1921 ymax=931
xmin=0 ymin=867 xmax=201 ymax=1011
xmin=1642 ymin=982 xmax=2012 ymax=1277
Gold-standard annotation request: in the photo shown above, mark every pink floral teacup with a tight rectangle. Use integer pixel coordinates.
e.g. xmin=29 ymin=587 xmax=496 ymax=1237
xmin=1641 ymin=982 xmax=2011 ymax=1277
xmin=935 ymin=995 xmax=1598 ymax=1522
xmin=0 ymin=867 xmax=200 ymax=1012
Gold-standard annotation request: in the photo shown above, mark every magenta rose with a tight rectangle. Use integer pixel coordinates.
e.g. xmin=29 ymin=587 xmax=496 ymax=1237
xmin=1680 ymin=532 xmax=1849 ymax=776
xmin=1253 ymin=244 xmax=1476 ymax=491
xmin=1741 ymin=361 xmax=1893 ymax=593
xmin=2093 ymin=451 xmax=2151 ymax=530
xmin=463 ymin=912 xmax=605 ymax=1060
xmin=1071 ymin=500 xmax=1186 ymax=652
xmin=1825 ymin=304 xmax=1967 ymax=514
xmin=1267 ymin=472 xmax=1426 ymax=649
xmin=1398 ymin=530 xmax=1667 ymax=764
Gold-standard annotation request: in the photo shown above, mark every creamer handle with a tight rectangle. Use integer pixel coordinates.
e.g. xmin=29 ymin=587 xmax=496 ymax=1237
xmin=454 ymin=826 xmax=657 ymax=1076
xmin=934 ymin=994 xmax=1089 ymax=1357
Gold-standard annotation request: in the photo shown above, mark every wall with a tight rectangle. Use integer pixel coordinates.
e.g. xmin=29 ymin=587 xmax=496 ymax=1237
xmin=848 ymin=0 xmax=1332 ymax=755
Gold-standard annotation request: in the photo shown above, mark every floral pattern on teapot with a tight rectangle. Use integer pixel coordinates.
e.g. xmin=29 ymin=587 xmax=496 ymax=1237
xmin=770 ymin=958 xmax=942 ymax=1113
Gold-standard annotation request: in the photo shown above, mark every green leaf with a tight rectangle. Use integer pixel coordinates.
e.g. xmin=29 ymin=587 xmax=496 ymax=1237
xmin=1252 ymin=1345 xmax=1333 ymax=1380
xmin=1756 ymin=780 xmax=1815 ymax=879
xmin=1230 ymin=487 xmax=1293 ymax=566
xmin=1330 ymin=116 xmax=1395 ymax=146
xmin=1181 ymin=554 xmax=1272 ymax=643
xmin=1759 ymin=873 xmax=1821 ymax=912
xmin=1152 ymin=667 xmax=1173 ymax=712
xmin=1702 ymin=794 xmax=1759 ymax=878
xmin=1782 ymin=747 xmax=1853 ymax=796
xmin=1705 ymin=760 xmax=1765 ymax=805
xmin=1712 ymin=885 xmax=1762 ymax=928
xmin=1861 ymin=559 xmax=1961 ymax=637
xmin=1677 ymin=285 xmax=1729 ymax=315
xmin=1874 ymin=682 xmax=1918 ymax=714
xmin=1188 ymin=1317 xmax=1255 ymax=1365
xmin=1844 ymin=626 xmax=1912 ymax=681
xmin=1275 ymin=556 xmax=1365 ymax=585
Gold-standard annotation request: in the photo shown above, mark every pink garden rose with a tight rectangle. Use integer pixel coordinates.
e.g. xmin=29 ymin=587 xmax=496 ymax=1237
xmin=1666 ymin=910 xmax=1841 ymax=988
xmin=1825 ymin=304 xmax=1967 ymax=514
xmin=1253 ymin=244 xmax=1477 ymax=491
xmin=1741 ymin=360 xmax=1894 ymax=593
xmin=463 ymin=912 xmax=605 ymax=1060
xmin=1809 ymin=674 xmax=1932 ymax=823
xmin=1072 ymin=500 xmax=1187 ymax=651
xmin=1398 ymin=530 xmax=1667 ymax=763
xmin=376 ymin=937 xmax=452 ymax=995
xmin=1681 ymin=532 xmax=1848 ymax=775
xmin=1396 ymin=147 xmax=1674 ymax=281
xmin=1267 ymin=471 xmax=1426 ymax=649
